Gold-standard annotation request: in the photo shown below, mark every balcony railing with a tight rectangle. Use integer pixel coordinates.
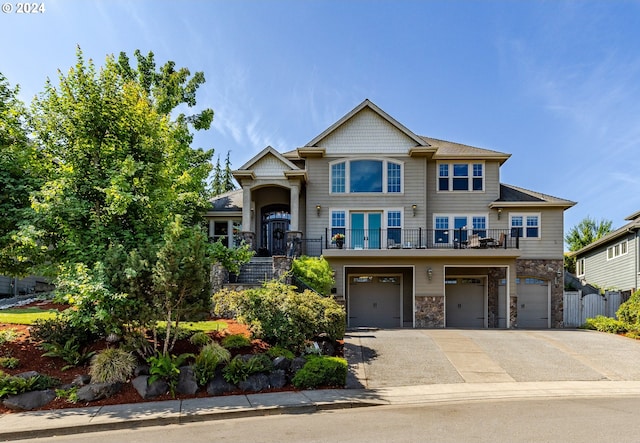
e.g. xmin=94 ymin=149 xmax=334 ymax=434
xmin=324 ymin=228 xmax=519 ymax=251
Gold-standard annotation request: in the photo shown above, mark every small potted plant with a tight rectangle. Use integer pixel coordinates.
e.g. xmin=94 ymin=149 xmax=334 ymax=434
xmin=331 ymin=233 xmax=345 ymax=249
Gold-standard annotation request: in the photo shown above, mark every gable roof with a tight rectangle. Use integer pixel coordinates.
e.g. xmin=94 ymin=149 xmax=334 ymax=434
xmin=490 ymin=184 xmax=576 ymax=209
xmin=304 ymin=99 xmax=429 ymax=148
xmin=422 ymin=136 xmax=511 ymax=165
xmin=236 ymin=145 xmax=299 ymax=171
xmin=571 ymin=211 xmax=640 ymax=257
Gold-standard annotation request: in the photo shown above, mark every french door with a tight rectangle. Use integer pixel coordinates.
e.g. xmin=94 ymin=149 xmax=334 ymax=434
xmin=350 ymin=212 xmax=382 ymax=249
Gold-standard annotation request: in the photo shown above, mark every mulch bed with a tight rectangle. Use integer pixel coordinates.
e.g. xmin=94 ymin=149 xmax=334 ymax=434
xmin=0 ymin=300 xmax=287 ymax=414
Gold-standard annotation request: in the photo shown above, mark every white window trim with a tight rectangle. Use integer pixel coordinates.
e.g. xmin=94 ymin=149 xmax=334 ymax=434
xmin=329 ymin=158 xmax=404 ymax=195
xmin=509 ymin=213 xmax=541 ymax=239
xmin=432 ymin=213 xmax=489 ymax=244
xmin=436 ymin=161 xmax=485 ymax=193
xmin=576 ymin=258 xmax=585 ymax=277
xmin=606 ymin=240 xmax=628 ymax=261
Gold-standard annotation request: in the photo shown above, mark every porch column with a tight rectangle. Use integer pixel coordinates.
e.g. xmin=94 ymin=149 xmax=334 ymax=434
xmin=242 ymin=186 xmax=252 ymax=232
xmin=289 ymin=183 xmax=299 ymax=231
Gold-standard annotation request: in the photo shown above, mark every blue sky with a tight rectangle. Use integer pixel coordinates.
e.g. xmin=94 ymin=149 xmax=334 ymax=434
xmin=2 ymin=1 xmax=640 ymax=241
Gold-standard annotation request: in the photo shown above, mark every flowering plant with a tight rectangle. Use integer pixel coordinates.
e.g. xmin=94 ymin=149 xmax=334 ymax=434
xmin=331 ymin=233 xmax=345 ymax=242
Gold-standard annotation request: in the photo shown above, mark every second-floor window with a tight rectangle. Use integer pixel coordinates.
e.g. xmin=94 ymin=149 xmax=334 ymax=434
xmin=510 ymin=214 xmax=540 ymax=238
xmin=607 ymin=240 xmax=628 ymax=260
xmin=576 ymin=258 xmax=585 ymax=276
xmin=434 ymin=214 xmax=487 ymax=244
xmin=330 ymin=159 xmax=403 ymax=194
xmin=438 ymin=162 xmax=484 ymax=192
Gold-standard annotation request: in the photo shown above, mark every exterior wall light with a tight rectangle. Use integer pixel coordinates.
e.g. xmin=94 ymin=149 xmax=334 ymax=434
xmin=316 ymin=205 xmax=321 ymax=216
xmin=427 ymin=267 xmax=433 ymax=281
xmin=412 ymin=204 xmax=417 ymax=216
xmin=497 ymin=208 xmax=502 ymax=220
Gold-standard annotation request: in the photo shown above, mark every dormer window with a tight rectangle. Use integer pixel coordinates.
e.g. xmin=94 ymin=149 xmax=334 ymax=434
xmin=330 ymin=159 xmax=403 ymax=194
xmin=438 ymin=162 xmax=484 ymax=192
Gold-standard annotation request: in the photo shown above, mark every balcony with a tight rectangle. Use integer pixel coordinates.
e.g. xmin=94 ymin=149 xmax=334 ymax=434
xmin=324 ymin=228 xmax=519 ymax=251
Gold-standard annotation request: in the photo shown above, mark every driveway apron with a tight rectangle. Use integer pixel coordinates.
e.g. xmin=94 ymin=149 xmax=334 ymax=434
xmin=344 ymin=329 xmax=640 ymax=389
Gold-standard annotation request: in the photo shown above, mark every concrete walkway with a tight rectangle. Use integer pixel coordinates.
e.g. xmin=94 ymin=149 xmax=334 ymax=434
xmin=4 ymin=328 xmax=640 ymax=440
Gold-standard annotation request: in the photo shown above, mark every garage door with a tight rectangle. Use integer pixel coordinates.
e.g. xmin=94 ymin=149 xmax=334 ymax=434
xmin=446 ymin=278 xmax=485 ymax=328
xmin=517 ymin=278 xmax=549 ymax=328
xmin=349 ymin=276 xmax=401 ymax=328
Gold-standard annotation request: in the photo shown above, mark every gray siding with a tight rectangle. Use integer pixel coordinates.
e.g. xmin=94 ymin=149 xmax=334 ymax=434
xmin=581 ymin=233 xmax=638 ymax=292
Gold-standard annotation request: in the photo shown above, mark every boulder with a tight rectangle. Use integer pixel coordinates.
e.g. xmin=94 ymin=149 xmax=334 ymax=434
xmin=2 ymin=390 xmax=56 ymax=411
xmin=76 ymin=382 xmax=122 ymax=402
xmin=238 ymin=373 xmax=269 ymax=392
xmin=206 ymin=375 xmax=236 ymax=396
xmin=14 ymin=371 xmax=40 ymax=379
xmin=176 ymin=366 xmax=198 ymax=395
xmin=290 ymin=357 xmax=307 ymax=373
xmin=134 ymin=364 xmax=150 ymax=377
xmin=132 ymin=375 xmax=168 ymax=399
xmin=268 ymin=369 xmax=287 ymax=389
xmin=71 ymin=374 xmax=92 ymax=386
xmin=272 ymin=356 xmax=291 ymax=371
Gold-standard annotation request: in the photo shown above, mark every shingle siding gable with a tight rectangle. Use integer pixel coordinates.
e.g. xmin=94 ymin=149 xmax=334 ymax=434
xmin=320 ymin=108 xmax=417 ymax=155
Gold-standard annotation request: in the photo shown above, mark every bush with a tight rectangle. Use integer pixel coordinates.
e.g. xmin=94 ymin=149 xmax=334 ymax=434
xmin=40 ymin=337 xmax=96 ymax=371
xmin=0 ymin=329 xmax=22 ymax=345
xmin=616 ymin=289 xmax=640 ymax=325
xmin=291 ymin=356 xmax=347 ymax=389
xmin=189 ymin=331 xmax=213 ymax=348
xmin=221 ymin=333 xmax=251 ymax=349
xmin=291 ymin=256 xmax=335 ymax=296
xmin=582 ymin=315 xmax=628 ymax=334
xmin=0 ymin=357 xmax=19 ymax=369
xmin=147 ymin=352 xmax=193 ymax=396
xmin=222 ymin=354 xmax=273 ymax=385
xmin=193 ymin=343 xmax=231 ymax=386
xmin=30 ymin=316 xmax=95 ymax=349
xmin=213 ymin=281 xmax=345 ymax=353
xmin=0 ymin=371 xmax=59 ymax=397
xmin=89 ymin=347 xmax=137 ymax=383
xmin=266 ymin=346 xmax=295 ymax=360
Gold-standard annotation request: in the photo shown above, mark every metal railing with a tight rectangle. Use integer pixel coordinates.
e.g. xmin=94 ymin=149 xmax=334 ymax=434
xmin=324 ymin=228 xmax=519 ymax=251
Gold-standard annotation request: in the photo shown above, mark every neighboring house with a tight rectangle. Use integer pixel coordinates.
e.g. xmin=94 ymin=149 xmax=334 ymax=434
xmin=570 ymin=210 xmax=640 ymax=297
xmin=206 ymin=99 xmax=575 ymax=329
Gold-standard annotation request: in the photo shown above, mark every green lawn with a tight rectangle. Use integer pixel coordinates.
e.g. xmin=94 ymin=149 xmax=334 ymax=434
xmin=0 ymin=306 xmax=228 ymax=333
xmin=0 ymin=307 xmax=59 ymax=325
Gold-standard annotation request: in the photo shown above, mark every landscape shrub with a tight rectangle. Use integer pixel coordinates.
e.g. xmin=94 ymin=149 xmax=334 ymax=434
xmin=291 ymin=356 xmax=347 ymax=389
xmin=189 ymin=331 xmax=213 ymax=347
xmin=221 ymin=333 xmax=251 ymax=349
xmin=147 ymin=352 xmax=193 ymax=396
xmin=616 ymin=289 xmax=640 ymax=325
xmin=0 ymin=357 xmax=20 ymax=369
xmin=89 ymin=347 xmax=137 ymax=383
xmin=291 ymin=256 xmax=335 ymax=296
xmin=40 ymin=337 xmax=96 ymax=371
xmin=193 ymin=342 xmax=231 ymax=386
xmin=266 ymin=346 xmax=295 ymax=360
xmin=0 ymin=371 xmax=59 ymax=397
xmin=213 ymin=281 xmax=345 ymax=353
xmin=222 ymin=354 xmax=273 ymax=385
xmin=0 ymin=329 xmax=22 ymax=345
xmin=582 ymin=315 xmax=628 ymax=334
xmin=30 ymin=316 xmax=96 ymax=349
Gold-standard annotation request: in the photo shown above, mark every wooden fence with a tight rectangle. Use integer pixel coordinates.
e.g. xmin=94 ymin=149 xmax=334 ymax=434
xmin=563 ymin=290 xmax=624 ymax=327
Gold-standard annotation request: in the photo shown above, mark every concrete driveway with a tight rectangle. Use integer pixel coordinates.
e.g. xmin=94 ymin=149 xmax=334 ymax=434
xmin=344 ymin=329 xmax=640 ymax=389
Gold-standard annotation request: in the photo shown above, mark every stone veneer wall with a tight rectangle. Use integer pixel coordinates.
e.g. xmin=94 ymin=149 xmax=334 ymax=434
xmin=272 ymin=256 xmax=292 ymax=284
xmin=415 ymin=295 xmax=445 ymax=328
xmin=515 ymin=258 xmax=564 ymax=328
xmin=487 ymin=268 xmax=506 ymax=328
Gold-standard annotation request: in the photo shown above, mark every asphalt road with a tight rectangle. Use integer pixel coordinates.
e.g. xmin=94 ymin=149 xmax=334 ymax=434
xmin=17 ymin=396 xmax=640 ymax=443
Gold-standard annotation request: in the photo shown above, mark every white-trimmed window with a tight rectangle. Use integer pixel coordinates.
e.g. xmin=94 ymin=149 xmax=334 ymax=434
xmin=510 ymin=214 xmax=540 ymax=238
xmin=387 ymin=210 xmax=402 ymax=244
xmin=433 ymin=214 xmax=488 ymax=244
xmin=607 ymin=240 xmax=628 ymax=260
xmin=331 ymin=210 xmax=346 ymax=239
xmin=438 ymin=162 xmax=484 ymax=192
xmin=330 ymin=159 xmax=403 ymax=194
xmin=210 ymin=220 xmax=241 ymax=247
xmin=576 ymin=258 xmax=585 ymax=276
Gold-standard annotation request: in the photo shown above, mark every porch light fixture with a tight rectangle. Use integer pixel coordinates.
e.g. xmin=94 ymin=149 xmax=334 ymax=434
xmin=497 ymin=208 xmax=503 ymax=220
xmin=316 ymin=205 xmax=321 ymax=216
xmin=412 ymin=204 xmax=417 ymax=216
xmin=427 ymin=267 xmax=433 ymax=281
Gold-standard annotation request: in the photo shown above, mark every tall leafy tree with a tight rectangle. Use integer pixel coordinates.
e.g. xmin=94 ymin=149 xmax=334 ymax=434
xmin=28 ymin=48 xmax=214 ymax=270
xmin=0 ymin=74 xmax=45 ymax=276
xmin=565 ymin=216 xmax=613 ymax=272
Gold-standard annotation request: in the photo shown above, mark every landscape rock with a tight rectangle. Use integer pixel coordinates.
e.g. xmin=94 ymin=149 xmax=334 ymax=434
xmin=268 ymin=369 xmax=287 ymax=389
xmin=238 ymin=373 xmax=269 ymax=392
xmin=71 ymin=374 xmax=92 ymax=386
xmin=134 ymin=364 xmax=149 ymax=377
xmin=272 ymin=356 xmax=291 ymax=371
xmin=76 ymin=382 xmax=122 ymax=402
xmin=176 ymin=366 xmax=198 ymax=395
xmin=290 ymin=357 xmax=307 ymax=373
xmin=2 ymin=390 xmax=56 ymax=411
xmin=206 ymin=375 xmax=236 ymax=395
xmin=132 ymin=375 xmax=168 ymax=399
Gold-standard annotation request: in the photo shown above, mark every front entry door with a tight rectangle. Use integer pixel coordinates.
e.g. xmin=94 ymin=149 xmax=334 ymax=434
xmin=350 ymin=212 xmax=382 ymax=249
